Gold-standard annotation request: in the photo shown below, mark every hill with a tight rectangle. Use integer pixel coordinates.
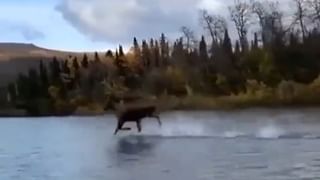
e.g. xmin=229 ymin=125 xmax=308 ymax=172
xmin=0 ymin=43 xmax=108 ymax=86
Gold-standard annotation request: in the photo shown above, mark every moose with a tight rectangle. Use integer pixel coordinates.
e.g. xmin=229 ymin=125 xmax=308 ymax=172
xmin=114 ymin=105 xmax=162 ymax=135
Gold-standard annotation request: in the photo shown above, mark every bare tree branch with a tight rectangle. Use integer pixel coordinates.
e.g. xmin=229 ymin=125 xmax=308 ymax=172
xmin=180 ymin=26 xmax=197 ymax=51
xmin=250 ymin=0 xmax=289 ymax=46
xmin=199 ymin=10 xmax=227 ymax=44
xmin=293 ymin=0 xmax=309 ymax=40
xmin=229 ymin=0 xmax=252 ymax=52
xmin=307 ymin=0 xmax=320 ymax=26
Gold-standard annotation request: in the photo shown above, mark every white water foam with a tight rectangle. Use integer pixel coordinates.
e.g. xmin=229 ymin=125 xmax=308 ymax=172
xmin=123 ymin=114 xmax=318 ymax=140
xmin=222 ymin=130 xmax=246 ymax=138
xmin=255 ymin=125 xmax=285 ymax=139
xmin=138 ymin=114 xmax=208 ymax=137
xmin=139 ymin=123 xmax=287 ymax=139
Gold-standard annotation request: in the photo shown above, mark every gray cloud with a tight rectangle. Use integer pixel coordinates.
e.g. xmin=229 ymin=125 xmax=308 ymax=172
xmin=56 ymin=0 xmax=293 ymax=44
xmin=56 ymin=0 xmax=209 ymax=43
xmin=0 ymin=20 xmax=45 ymax=41
xmin=17 ymin=26 xmax=45 ymax=40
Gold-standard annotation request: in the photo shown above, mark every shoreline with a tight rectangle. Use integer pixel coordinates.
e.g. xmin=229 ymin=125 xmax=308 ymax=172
xmin=1 ymin=104 xmax=320 ymax=118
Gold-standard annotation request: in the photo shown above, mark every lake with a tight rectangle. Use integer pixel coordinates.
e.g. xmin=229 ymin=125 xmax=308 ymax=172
xmin=1 ymin=108 xmax=320 ymax=180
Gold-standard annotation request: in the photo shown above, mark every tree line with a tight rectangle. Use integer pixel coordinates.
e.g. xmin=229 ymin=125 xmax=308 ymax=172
xmin=6 ymin=0 xmax=320 ymax=115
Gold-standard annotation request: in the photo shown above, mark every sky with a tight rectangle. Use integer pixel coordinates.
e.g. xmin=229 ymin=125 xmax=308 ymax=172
xmin=0 ymin=0 xmax=291 ymax=52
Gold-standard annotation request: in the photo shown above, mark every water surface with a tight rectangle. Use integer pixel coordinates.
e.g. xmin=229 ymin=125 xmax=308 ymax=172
xmin=1 ymin=108 xmax=320 ymax=180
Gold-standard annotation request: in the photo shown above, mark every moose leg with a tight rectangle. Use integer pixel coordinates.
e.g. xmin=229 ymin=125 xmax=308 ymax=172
xmin=151 ymin=115 xmax=162 ymax=126
xmin=114 ymin=120 xmax=124 ymax=135
xmin=136 ymin=120 xmax=142 ymax=133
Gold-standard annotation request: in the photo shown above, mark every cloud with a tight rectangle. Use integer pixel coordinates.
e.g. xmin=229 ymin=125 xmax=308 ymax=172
xmin=56 ymin=0 xmax=294 ymax=46
xmin=0 ymin=20 xmax=45 ymax=41
xmin=13 ymin=25 xmax=45 ymax=41
xmin=56 ymin=0 xmax=210 ymax=43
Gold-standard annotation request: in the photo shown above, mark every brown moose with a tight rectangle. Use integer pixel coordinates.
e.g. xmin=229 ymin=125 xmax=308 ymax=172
xmin=114 ymin=105 xmax=162 ymax=135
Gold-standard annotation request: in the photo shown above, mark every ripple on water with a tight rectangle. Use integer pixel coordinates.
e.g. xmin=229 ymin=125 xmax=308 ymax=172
xmin=240 ymin=164 xmax=269 ymax=170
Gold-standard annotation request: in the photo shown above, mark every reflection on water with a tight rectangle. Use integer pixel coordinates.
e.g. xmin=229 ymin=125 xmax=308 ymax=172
xmin=1 ymin=109 xmax=320 ymax=180
xmin=116 ymin=136 xmax=157 ymax=155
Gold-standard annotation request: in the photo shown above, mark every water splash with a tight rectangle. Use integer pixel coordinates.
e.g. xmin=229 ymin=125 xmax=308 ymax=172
xmin=222 ymin=131 xmax=246 ymax=138
xmin=123 ymin=114 xmax=320 ymax=140
xmin=256 ymin=125 xmax=285 ymax=139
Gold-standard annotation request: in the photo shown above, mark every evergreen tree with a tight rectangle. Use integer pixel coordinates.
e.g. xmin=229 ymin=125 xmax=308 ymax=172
xmin=16 ymin=73 xmax=29 ymax=100
xmin=133 ymin=37 xmax=142 ymax=68
xmin=150 ymin=38 xmax=155 ymax=48
xmin=71 ymin=57 xmax=80 ymax=89
xmin=154 ymin=40 xmax=160 ymax=67
xmin=253 ymin=32 xmax=259 ymax=49
xmin=39 ymin=60 xmax=49 ymax=97
xmin=115 ymin=50 xmax=119 ymax=60
xmin=133 ymin=38 xmax=140 ymax=55
xmin=94 ymin=52 xmax=100 ymax=63
xmin=142 ymin=40 xmax=151 ymax=67
xmin=119 ymin=45 xmax=125 ymax=57
xmin=81 ymin=53 xmax=89 ymax=68
xmin=150 ymin=38 xmax=155 ymax=67
xmin=199 ymin=36 xmax=208 ymax=61
xmin=222 ymin=29 xmax=233 ymax=56
xmin=106 ymin=50 xmax=113 ymax=58
xmin=235 ymin=40 xmax=241 ymax=56
xmin=72 ymin=57 xmax=79 ymax=70
xmin=28 ymin=68 xmax=40 ymax=99
xmin=172 ymin=38 xmax=185 ymax=64
xmin=189 ymin=48 xmax=199 ymax=65
xmin=160 ymin=33 xmax=169 ymax=66
xmin=50 ymin=57 xmax=62 ymax=86
xmin=62 ymin=60 xmax=70 ymax=74
xmin=114 ymin=49 xmax=127 ymax=77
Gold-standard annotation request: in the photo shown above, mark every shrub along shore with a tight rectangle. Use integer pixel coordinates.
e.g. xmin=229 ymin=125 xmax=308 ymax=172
xmin=3 ymin=77 xmax=320 ymax=117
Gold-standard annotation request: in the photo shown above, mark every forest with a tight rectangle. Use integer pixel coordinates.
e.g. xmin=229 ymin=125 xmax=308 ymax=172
xmin=5 ymin=0 xmax=320 ymax=116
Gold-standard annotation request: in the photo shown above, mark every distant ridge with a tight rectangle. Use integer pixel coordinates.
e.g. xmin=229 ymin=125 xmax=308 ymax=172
xmin=0 ymin=42 xmax=111 ymax=87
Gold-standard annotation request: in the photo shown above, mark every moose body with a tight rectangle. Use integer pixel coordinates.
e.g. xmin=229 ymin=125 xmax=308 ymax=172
xmin=114 ymin=105 xmax=161 ymax=135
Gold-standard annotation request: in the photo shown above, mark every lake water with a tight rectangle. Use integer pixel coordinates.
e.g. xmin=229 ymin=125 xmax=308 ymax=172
xmin=1 ymin=108 xmax=320 ymax=180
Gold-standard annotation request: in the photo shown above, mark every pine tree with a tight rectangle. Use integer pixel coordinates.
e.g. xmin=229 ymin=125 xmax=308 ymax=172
xmin=133 ymin=38 xmax=140 ymax=55
xmin=81 ymin=53 xmax=89 ymax=68
xmin=114 ymin=49 xmax=127 ymax=77
xmin=160 ymin=33 xmax=169 ymax=66
xmin=39 ymin=60 xmax=49 ymax=97
xmin=154 ymin=40 xmax=160 ymax=67
xmin=16 ymin=73 xmax=29 ymax=100
xmin=235 ymin=40 xmax=241 ymax=55
xmin=234 ymin=40 xmax=241 ymax=67
xmin=72 ymin=57 xmax=79 ymax=70
xmin=71 ymin=57 xmax=80 ymax=89
xmin=222 ymin=29 xmax=233 ymax=56
xmin=172 ymin=38 xmax=185 ymax=64
xmin=62 ymin=60 xmax=70 ymax=74
xmin=253 ymin=32 xmax=259 ymax=49
xmin=119 ymin=45 xmax=125 ymax=56
xmin=50 ymin=57 xmax=62 ymax=86
xmin=28 ymin=68 xmax=40 ymax=99
xmin=133 ymin=37 xmax=142 ymax=68
xmin=106 ymin=50 xmax=113 ymax=58
xmin=150 ymin=38 xmax=155 ymax=67
xmin=94 ymin=52 xmax=100 ymax=63
xmin=142 ymin=40 xmax=151 ymax=67
xmin=199 ymin=36 xmax=208 ymax=61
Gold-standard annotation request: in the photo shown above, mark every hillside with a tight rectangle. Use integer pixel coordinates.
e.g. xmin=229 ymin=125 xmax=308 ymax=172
xmin=0 ymin=43 xmax=108 ymax=86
